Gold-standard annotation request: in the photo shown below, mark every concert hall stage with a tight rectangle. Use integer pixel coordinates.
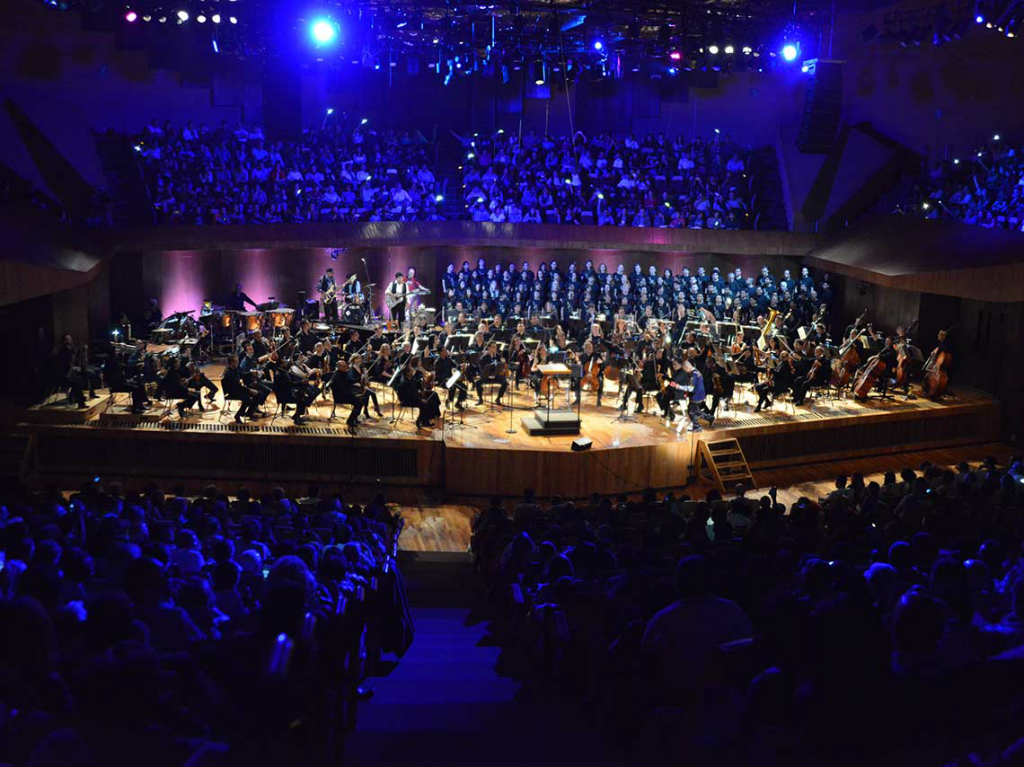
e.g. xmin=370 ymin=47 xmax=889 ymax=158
xmin=18 ymin=372 xmax=1001 ymax=498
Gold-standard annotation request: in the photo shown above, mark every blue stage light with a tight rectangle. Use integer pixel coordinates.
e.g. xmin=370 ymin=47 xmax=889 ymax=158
xmin=781 ymin=43 xmax=799 ymax=62
xmin=593 ymin=40 xmax=603 ymax=51
xmin=310 ymin=17 xmax=338 ymax=46
xmin=976 ymin=14 xmax=984 ymax=23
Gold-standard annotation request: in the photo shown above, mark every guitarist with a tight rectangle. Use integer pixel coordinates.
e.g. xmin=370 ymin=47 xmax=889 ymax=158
xmin=319 ymin=268 xmax=339 ymax=323
xmin=386 ymin=272 xmax=408 ymax=328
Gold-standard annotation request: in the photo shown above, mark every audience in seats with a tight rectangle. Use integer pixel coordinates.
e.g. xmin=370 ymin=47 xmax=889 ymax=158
xmin=459 ymin=130 xmax=758 ymax=229
xmin=135 ymin=120 xmax=445 ymax=225
xmin=902 ymin=136 xmax=1024 ymax=231
xmin=473 ymin=456 xmax=1024 ymax=763
xmin=0 ymin=480 xmax=412 ymax=763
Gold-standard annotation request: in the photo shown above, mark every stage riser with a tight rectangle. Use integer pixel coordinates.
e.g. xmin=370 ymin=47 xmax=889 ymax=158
xmin=444 ymin=441 xmax=694 ymax=498
xmin=736 ymin=402 xmax=1001 ymax=469
xmin=31 ymin=428 xmax=441 ymax=487
xmin=23 ymin=395 xmax=1002 ymax=499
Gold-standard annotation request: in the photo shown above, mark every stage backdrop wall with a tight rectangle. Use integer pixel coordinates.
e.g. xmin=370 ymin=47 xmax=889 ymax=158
xmin=122 ymin=244 xmax=812 ymax=322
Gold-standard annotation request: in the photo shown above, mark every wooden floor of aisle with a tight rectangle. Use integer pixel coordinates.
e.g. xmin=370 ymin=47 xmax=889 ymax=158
xmin=395 ymin=441 xmax=1016 ymax=552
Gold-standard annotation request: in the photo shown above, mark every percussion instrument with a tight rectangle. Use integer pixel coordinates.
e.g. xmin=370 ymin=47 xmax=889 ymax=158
xmin=342 ymin=304 xmax=365 ymax=324
xmin=269 ymin=308 xmax=295 ymax=328
xmin=241 ymin=312 xmax=263 ymax=332
xmin=151 ymin=328 xmax=174 ymax=344
xmin=220 ymin=311 xmax=237 ymax=329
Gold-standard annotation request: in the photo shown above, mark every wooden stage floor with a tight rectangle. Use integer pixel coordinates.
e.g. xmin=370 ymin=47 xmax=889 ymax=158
xmin=21 ymin=366 xmax=1002 ymax=498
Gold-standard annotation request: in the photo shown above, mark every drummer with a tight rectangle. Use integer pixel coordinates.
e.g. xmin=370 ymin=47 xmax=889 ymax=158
xmin=226 ymin=283 xmax=258 ymax=312
xmin=342 ymin=272 xmax=362 ymax=301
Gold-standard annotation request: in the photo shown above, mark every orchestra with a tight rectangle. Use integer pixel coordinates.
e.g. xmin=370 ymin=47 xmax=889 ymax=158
xmin=44 ymin=258 xmax=957 ymax=436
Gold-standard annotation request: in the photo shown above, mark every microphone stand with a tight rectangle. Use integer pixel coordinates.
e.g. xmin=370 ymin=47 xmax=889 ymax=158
xmin=506 ymin=344 xmax=516 ymax=435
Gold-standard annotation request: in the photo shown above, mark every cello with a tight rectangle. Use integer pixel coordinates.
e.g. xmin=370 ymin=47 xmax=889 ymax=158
xmin=852 ymin=355 xmax=886 ymax=400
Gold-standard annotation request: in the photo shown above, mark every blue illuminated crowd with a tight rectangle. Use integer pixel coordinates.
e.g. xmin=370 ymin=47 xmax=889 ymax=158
xmin=137 ymin=121 xmax=446 ymax=225
xmin=0 ymin=481 xmax=412 ymax=763
xmin=459 ymin=130 xmax=758 ymax=229
xmin=128 ymin=121 xmax=761 ymax=229
xmin=902 ymin=136 xmax=1024 ymax=231
xmin=475 ymin=457 xmax=1024 ymax=764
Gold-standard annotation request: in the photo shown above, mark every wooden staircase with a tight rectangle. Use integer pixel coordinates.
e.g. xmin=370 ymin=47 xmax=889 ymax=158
xmin=697 ymin=438 xmax=755 ymax=492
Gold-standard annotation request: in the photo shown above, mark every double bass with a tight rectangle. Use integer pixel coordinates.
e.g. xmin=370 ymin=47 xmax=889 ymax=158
xmin=893 ymin=321 xmax=920 ymax=390
xmin=921 ymin=329 xmax=953 ymax=399
xmin=832 ymin=328 xmax=866 ymax=390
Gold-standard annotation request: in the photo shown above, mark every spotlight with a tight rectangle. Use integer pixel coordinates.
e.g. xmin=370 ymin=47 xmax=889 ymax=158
xmin=669 ymin=50 xmax=682 ymax=60
xmin=176 ymin=9 xmax=188 ymax=21
xmin=781 ymin=43 xmax=799 ymax=61
xmin=993 ymin=133 xmax=1001 ymax=141
xmin=310 ymin=17 xmax=338 ymax=46
xmin=922 ymin=201 xmax=930 ymax=210
xmin=142 ymin=14 xmax=150 ymax=21
xmin=708 ymin=45 xmax=720 ymax=54
xmin=667 ymin=66 xmax=677 ymax=75
xmin=531 ymin=58 xmax=546 ymax=85
xmin=158 ymin=15 xmax=166 ymax=22
xmin=125 ymin=10 xmax=137 ymax=22
xmin=724 ymin=45 xmax=734 ymax=54
xmin=432 ymin=37 xmax=439 ymax=44
xmin=742 ymin=45 xmax=752 ymax=55
xmin=435 ymin=194 xmax=444 ymax=202
xmin=326 ymin=108 xmax=334 ymax=115
xmin=360 ymin=117 xmax=368 ymax=125
xmin=801 ymin=64 xmax=809 ymax=73
xmin=593 ymin=40 xmax=603 ymax=51
xmin=211 ymin=13 xmax=220 ymax=22
xmin=953 ymin=158 xmax=960 ymax=164
xmin=976 ymin=14 xmax=984 ymax=23
xmin=196 ymin=14 xmax=206 ymax=23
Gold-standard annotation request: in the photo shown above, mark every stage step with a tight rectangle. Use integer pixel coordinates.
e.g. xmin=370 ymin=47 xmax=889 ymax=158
xmin=698 ymin=438 xmax=755 ymax=492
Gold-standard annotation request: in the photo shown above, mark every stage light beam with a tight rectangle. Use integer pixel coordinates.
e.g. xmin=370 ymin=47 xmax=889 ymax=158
xmin=310 ymin=17 xmax=338 ymax=47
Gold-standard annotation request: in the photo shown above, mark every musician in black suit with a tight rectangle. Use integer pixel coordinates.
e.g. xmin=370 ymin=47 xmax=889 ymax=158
xmin=386 ymin=272 xmax=408 ymax=327
xmin=274 ymin=358 xmax=315 ymax=425
xmin=54 ymin=334 xmax=86 ymax=407
xmin=474 ymin=341 xmax=507 ymax=405
xmin=328 ymin=358 xmax=368 ymax=432
xmin=435 ymin=345 xmax=467 ymax=410
xmin=223 ymin=354 xmax=264 ymax=422
xmin=159 ymin=358 xmax=198 ymax=417
xmin=104 ymin=350 xmax=148 ymax=413
xmin=755 ymin=351 xmax=796 ymax=412
xmin=656 ymin=358 xmax=689 ymax=420
xmin=319 ymin=268 xmax=338 ymax=322
xmin=227 ymin=283 xmax=258 ymax=312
